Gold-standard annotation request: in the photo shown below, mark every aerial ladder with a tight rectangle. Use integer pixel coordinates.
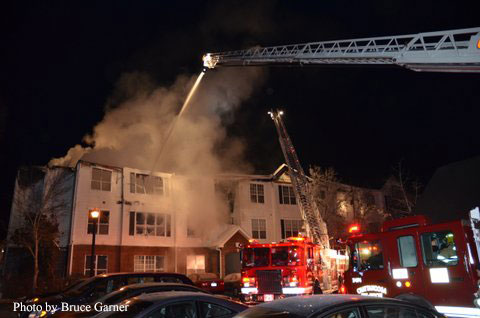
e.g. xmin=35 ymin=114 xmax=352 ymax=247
xmin=268 ymin=109 xmax=329 ymax=248
xmin=203 ymin=27 xmax=480 ymax=73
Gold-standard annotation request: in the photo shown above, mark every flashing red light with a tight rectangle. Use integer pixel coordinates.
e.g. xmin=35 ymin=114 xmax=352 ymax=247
xmin=287 ymin=236 xmax=305 ymax=241
xmin=348 ymin=224 xmax=360 ymax=233
xmin=340 ymin=285 xmax=346 ymax=294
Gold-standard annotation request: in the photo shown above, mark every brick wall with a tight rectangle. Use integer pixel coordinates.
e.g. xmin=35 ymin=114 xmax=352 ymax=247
xmin=70 ymin=244 xmax=218 ymax=276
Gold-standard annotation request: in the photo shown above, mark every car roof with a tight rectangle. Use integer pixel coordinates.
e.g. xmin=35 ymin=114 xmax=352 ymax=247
xmin=251 ymin=295 xmax=434 ymax=317
xmin=96 ymin=272 xmax=188 ymax=278
xmin=120 ymin=282 xmax=200 ymax=290
xmin=132 ymin=291 xmax=241 ymax=303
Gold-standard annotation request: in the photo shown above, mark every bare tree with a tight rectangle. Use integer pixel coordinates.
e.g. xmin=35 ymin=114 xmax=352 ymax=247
xmin=393 ymin=161 xmax=422 ymax=215
xmin=10 ymin=167 xmax=71 ymax=292
xmin=349 ymin=188 xmax=387 ymax=232
xmin=309 ymin=166 xmax=346 ymax=241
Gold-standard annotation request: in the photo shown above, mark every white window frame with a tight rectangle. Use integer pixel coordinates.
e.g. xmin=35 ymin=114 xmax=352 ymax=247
xmin=84 ymin=255 xmax=108 ymax=276
xmin=279 ymin=185 xmax=296 ymax=205
xmin=130 ymin=173 xmax=168 ymax=196
xmin=283 ymin=219 xmax=303 ymax=238
xmin=133 ymin=255 xmax=165 ymax=272
xmin=251 ymin=219 xmax=267 ymax=239
xmin=187 ymin=255 xmax=206 ymax=274
xmin=87 ymin=210 xmax=110 ymax=235
xmin=133 ymin=212 xmax=171 ymax=237
xmin=91 ymin=168 xmax=112 ymax=191
xmin=250 ymin=183 xmax=264 ymax=204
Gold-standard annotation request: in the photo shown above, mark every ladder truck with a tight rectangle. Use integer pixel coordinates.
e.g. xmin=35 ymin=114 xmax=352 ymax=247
xmin=238 ymin=111 xmax=344 ymax=304
xmin=203 ymin=26 xmax=480 ymax=313
xmin=203 ymin=27 xmax=480 ymax=72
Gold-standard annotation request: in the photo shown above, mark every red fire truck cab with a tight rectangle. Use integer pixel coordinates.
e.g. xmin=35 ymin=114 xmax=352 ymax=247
xmin=343 ymin=215 xmax=480 ymax=317
xmin=240 ymin=237 xmax=325 ymax=303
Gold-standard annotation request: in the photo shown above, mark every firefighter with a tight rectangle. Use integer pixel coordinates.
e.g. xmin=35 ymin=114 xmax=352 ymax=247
xmin=437 ymin=235 xmax=456 ymax=262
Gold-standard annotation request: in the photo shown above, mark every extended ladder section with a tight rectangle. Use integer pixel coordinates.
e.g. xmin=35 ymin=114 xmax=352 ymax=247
xmin=470 ymin=207 xmax=480 ymax=264
xmin=269 ymin=110 xmax=329 ymax=248
xmin=204 ymin=27 xmax=480 ymax=73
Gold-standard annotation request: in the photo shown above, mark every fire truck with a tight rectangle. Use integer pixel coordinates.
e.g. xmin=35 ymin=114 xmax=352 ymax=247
xmin=238 ymin=109 xmax=348 ymax=303
xmin=240 ymin=236 xmax=347 ymax=303
xmin=203 ymin=27 xmax=480 ymax=310
xmin=342 ymin=207 xmax=480 ymax=317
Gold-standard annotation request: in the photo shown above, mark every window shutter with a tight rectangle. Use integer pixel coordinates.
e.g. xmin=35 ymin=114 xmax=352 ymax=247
xmin=280 ymin=219 xmax=285 ymax=239
xmin=279 ymin=186 xmax=283 ymax=204
xmin=129 ymin=212 xmax=135 ymax=235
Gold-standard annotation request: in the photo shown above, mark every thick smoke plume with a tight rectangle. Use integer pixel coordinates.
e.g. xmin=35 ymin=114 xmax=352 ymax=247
xmin=50 ymin=68 xmax=264 ymax=175
xmin=50 ymin=68 xmax=265 ymax=242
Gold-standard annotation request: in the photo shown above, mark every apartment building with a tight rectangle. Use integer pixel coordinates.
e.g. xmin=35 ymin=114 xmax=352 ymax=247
xmin=6 ymin=161 xmax=389 ymax=279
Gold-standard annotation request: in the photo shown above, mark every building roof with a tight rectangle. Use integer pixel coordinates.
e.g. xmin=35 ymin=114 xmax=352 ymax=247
xmin=208 ymin=224 xmax=250 ymax=248
xmin=415 ymin=156 xmax=480 ymax=222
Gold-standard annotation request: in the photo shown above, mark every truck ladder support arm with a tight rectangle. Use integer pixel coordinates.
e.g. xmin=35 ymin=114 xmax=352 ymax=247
xmin=204 ymin=27 xmax=480 ymax=73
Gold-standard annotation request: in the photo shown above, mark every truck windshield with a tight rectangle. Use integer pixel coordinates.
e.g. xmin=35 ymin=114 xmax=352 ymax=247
xmin=242 ymin=248 xmax=270 ymax=267
xmin=271 ymin=246 xmax=303 ymax=266
xmin=352 ymin=241 xmax=384 ymax=271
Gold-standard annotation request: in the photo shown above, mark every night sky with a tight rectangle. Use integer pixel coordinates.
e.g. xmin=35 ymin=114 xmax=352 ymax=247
xmin=1 ymin=1 xmax=480 ymax=238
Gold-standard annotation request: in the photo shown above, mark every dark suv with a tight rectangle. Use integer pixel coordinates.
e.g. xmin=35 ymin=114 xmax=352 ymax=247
xmin=21 ymin=272 xmax=193 ymax=318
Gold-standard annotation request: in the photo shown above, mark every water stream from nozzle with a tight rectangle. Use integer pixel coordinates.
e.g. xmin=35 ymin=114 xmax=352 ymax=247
xmin=150 ymin=70 xmax=206 ymax=171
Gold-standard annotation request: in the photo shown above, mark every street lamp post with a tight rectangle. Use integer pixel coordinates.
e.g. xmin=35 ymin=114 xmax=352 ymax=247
xmin=89 ymin=209 xmax=100 ymax=277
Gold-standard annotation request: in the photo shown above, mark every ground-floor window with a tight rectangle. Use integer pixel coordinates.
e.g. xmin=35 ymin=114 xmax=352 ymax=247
xmin=133 ymin=255 xmax=165 ymax=272
xmin=84 ymin=255 xmax=107 ymax=276
xmin=187 ymin=255 xmax=205 ymax=274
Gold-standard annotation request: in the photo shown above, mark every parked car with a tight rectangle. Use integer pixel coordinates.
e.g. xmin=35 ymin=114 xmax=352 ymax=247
xmin=20 ymin=272 xmax=193 ymax=318
xmin=233 ymin=294 xmax=446 ymax=318
xmin=223 ymin=273 xmax=241 ymax=297
xmin=189 ymin=273 xmax=224 ymax=294
xmin=95 ymin=291 xmax=248 ymax=318
xmin=35 ymin=282 xmax=208 ymax=318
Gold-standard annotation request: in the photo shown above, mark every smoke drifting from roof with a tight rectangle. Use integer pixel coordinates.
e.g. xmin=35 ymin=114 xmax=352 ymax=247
xmin=49 ymin=68 xmax=265 ymax=176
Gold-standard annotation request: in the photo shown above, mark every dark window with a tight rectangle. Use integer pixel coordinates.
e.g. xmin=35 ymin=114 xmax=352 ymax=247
xmin=251 ymin=219 xmax=266 ymax=239
xmin=242 ymin=248 xmax=270 ymax=267
xmin=149 ymin=302 xmax=197 ymax=318
xmin=353 ymin=241 xmax=383 ymax=271
xmin=200 ymin=302 xmax=234 ymax=318
xmin=130 ymin=173 xmax=167 ymax=195
xmin=319 ymin=308 xmax=361 ymax=318
xmin=98 ymin=299 xmax=153 ymax=318
xmin=250 ymin=184 xmax=264 ymax=203
xmin=397 ymin=236 xmax=418 ymax=267
xmin=129 ymin=212 xmax=135 ymax=235
xmin=88 ymin=210 xmax=110 ymax=235
xmin=272 ymin=246 xmax=304 ymax=266
xmin=366 ymin=306 xmax=435 ymax=318
xmin=84 ymin=255 xmax=108 ymax=276
xmin=420 ymin=231 xmax=458 ymax=267
xmin=91 ymin=168 xmax=111 ymax=191
xmin=132 ymin=212 xmax=171 ymax=237
xmin=279 ymin=185 xmax=296 ymax=205
xmin=281 ymin=219 xmax=303 ymax=238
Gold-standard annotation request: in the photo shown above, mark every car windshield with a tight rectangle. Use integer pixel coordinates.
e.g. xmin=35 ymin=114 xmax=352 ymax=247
xmin=352 ymin=241 xmax=384 ymax=271
xmin=63 ymin=276 xmax=102 ymax=297
xmin=95 ymin=299 xmax=153 ymax=318
xmin=224 ymin=273 xmax=241 ymax=282
xmin=242 ymin=248 xmax=270 ymax=267
xmin=271 ymin=246 xmax=304 ymax=266
xmin=198 ymin=273 xmax=218 ymax=280
xmin=95 ymin=288 xmax=129 ymax=305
